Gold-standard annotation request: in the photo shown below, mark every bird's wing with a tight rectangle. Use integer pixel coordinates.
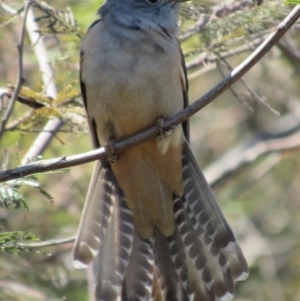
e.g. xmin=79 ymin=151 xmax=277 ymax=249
xmin=178 ymin=41 xmax=189 ymax=141
xmin=73 ymin=32 xmax=128 ymax=269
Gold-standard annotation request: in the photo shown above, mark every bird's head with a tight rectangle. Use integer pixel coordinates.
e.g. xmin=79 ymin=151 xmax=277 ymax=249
xmin=99 ymin=0 xmax=188 ymax=34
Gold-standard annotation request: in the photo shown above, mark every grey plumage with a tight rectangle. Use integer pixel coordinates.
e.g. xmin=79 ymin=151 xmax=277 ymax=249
xmin=73 ymin=0 xmax=248 ymax=300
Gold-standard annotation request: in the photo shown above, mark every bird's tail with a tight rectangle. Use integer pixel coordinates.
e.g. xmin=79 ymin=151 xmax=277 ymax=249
xmin=162 ymin=143 xmax=249 ymax=300
xmin=73 ymin=144 xmax=248 ymax=301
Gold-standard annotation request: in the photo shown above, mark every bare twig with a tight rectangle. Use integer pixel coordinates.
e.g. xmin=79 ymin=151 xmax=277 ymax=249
xmin=218 ymin=57 xmax=280 ymax=115
xmin=187 ymin=28 xmax=275 ymax=81
xmin=0 ymin=1 xmax=32 ymax=137
xmin=186 ymin=32 xmax=270 ymax=71
xmin=277 ymin=32 xmax=300 ymax=64
xmin=216 ymin=59 xmax=254 ymax=111
xmin=5 ymin=110 xmax=34 ymax=131
xmin=0 ymin=5 xmax=300 ymax=183
xmin=16 ymin=235 xmax=75 ymax=248
xmin=205 ymin=130 xmax=300 ymax=187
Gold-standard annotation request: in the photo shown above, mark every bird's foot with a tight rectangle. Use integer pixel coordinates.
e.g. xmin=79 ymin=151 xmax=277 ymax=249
xmin=105 ymin=139 xmax=119 ymax=163
xmin=155 ymin=117 xmax=175 ymax=137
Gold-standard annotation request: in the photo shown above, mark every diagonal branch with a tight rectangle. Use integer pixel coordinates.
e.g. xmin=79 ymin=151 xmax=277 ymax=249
xmin=0 ymin=5 xmax=300 ymax=183
xmin=205 ymin=130 xmax=300 ymax=188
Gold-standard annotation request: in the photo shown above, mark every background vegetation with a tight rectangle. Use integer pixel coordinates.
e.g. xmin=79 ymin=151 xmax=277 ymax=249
xmin=0 ymin=0 xmax=300 ymax=300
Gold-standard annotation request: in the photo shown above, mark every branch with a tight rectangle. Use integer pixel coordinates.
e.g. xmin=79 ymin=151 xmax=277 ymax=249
xmin=2 ymin=86 xmax=46 ymax=109
xmin=21 ymin=4 xmax=63 ymax=164
xmin=0 ymin=5 xmax=300 ymax=183
xmin=277 ymin=32 xmax=300 ymax=64
xmin=186 ymin=29 xmax=273 ymax=71
xmin=216 ymin=59 xmax=254 ymax=111
xmin=205 ymin=130 xmax=300 ymax=187
xmin=16 ymin=235 xmax=75 ymax=248
xmin=0 ymin=1 xmax=32 ymax=137
xmin=5 ymin=110 xmax=34 ymax=131
xmin=217 ymin=57 xmax=280 ymax=115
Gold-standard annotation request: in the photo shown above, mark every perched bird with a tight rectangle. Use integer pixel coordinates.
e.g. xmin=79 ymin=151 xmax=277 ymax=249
xmin=73 ymin=0 xmax=248 ymax=300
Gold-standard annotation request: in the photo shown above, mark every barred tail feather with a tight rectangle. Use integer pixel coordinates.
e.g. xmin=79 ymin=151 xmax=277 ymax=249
xmin=180 ymin=143 xmax=248 ymax=299
xmin=73 ymin=161 xmax=114 ymax=268
xmin=122 ymin=230 xmax=153 ymax=301
xmin=153 ymin=228 xmax=190 ymax=301
xmin=73 ymin=146 xmax=248 ymax=301
xmin=94 ymin=187 xmax=134 ymax=300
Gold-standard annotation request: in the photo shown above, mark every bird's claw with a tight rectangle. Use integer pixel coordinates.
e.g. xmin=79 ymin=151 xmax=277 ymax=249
xmin=156 ymin=118 xmax=175 ymax=136
xmin=105 ymin=140 xmax=119 ymax=163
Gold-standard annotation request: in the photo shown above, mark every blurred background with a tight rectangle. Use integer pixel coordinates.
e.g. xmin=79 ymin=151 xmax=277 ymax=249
xmin=0 ymin=0 xmax=300 ymax=300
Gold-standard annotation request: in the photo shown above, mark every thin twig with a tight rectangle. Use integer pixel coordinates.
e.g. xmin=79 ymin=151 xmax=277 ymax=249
xmin=219 ymin=57 xmax=280 ymax=115
xmin=216 ymin=59 xmax=254 ymax=111
xmin=0 ymin=5 xmax=300 ymax=183
xmin=186 ymin=33 xmax=269 ymax=71
xmin=187 ymin=28 xmax=274 ymax=81
xmin=0 ymin=1 xmax=32 ymax=137
xmin=16 ymin=235 xmax=75 ymax=248
xmin=277 ymin=33 xmax=300 ymax=64
xmin=205 ymin=130 xmax=300 ymax=187
xmin=5 ymin=110 xmax=34 ymax=130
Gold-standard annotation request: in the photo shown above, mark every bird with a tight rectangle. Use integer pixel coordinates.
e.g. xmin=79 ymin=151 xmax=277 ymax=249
xmin=73 ymin=0 xmax=249 ymax=300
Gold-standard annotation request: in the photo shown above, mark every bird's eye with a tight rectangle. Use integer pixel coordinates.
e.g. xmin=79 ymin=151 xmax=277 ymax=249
xmin=146 ymin=0 xmax=160 ymax=4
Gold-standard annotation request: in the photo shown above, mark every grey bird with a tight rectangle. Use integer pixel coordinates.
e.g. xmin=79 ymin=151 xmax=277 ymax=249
xmin=73 ymin=0 xmax=249 ymax=300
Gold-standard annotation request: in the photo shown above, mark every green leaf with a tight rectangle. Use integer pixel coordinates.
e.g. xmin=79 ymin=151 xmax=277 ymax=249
xmin=0 ymin=231 xmax=38 ymax=255
xmin=284 ymin=0 xmax=300 ymax=3
xmin=0 ymin=184 xmax=28 ymax=210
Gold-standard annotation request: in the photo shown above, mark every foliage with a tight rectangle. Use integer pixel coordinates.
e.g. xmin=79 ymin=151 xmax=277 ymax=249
xmin=285 ymin=0 xmax=300 ymax=3
xmin=181 ymin=1 xmax=288 ymax=55
xmin=32 ymin=0 xmax=85 ymax=38
xmin=0 ymin=231 xmax=38 ymax=255
xmin=0 ymin=176 xmax=53 ymax=210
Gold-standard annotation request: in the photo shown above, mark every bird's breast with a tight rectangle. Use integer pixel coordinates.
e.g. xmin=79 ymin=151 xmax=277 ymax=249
xmin=81 ymin=21 xmax=184 ymax=146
